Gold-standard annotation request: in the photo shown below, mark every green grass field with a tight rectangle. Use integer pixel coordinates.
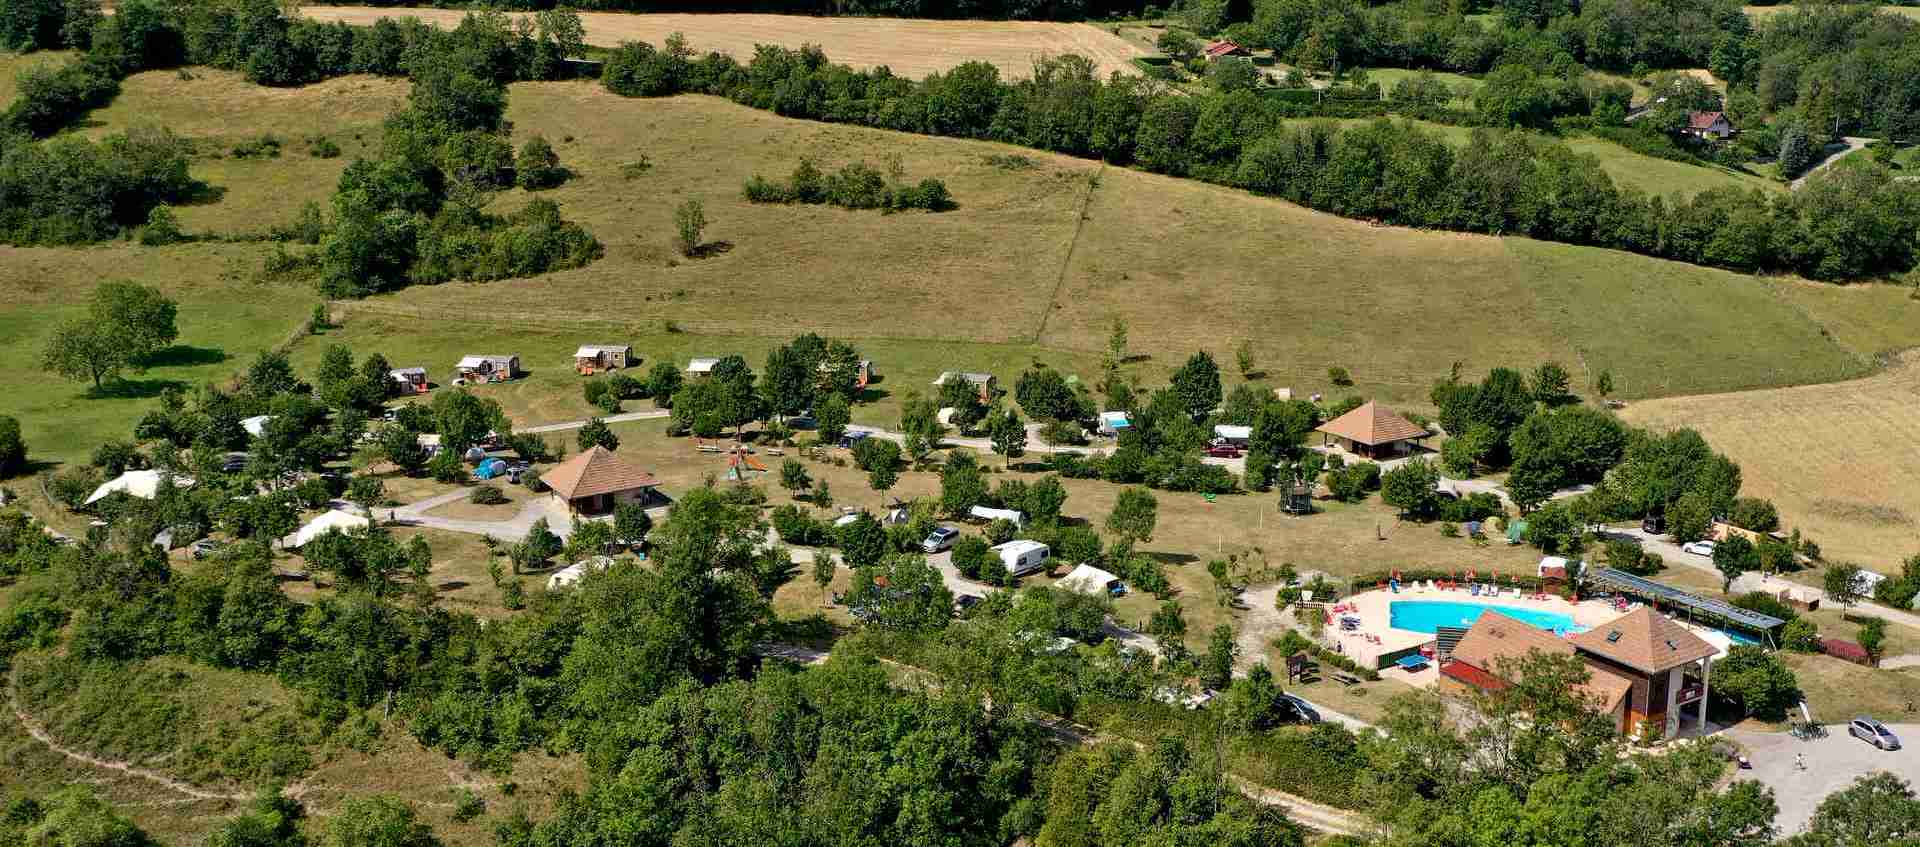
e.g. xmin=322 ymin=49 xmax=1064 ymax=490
xmin=0 ymin=242 xmax=318 ymax=466
xmin=0 ymin=68 xmax=1893 ymax=470
xmin=1357 ymin=66 xmax=1481 ymax=105
xmin=1745 ymin=3 xmax=1920 ymax=19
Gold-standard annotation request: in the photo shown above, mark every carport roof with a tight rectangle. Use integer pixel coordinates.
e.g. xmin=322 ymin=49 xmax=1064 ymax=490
xmin=1590 ymin=568 xmax=1787 ymax=635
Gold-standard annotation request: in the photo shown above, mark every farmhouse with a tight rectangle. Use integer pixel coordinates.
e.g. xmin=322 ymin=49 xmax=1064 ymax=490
xmin=455 ymin=354 xmax=520 ymax=383
xmin=934 ymin=371 xmax=997 ymax=402
xmin=1315 ymin=401 xmax=1429 ymax=458
xmin=1203 ymin=39 xmax=1249 ymax=60
xmin=389 ymin=367 xmax=429 ymax=395
xmin=541 ymin=445 xmax=662 ymax=514
xmin=686 ymin=357 xmax=721 ymax=378
xmin=1682 ymin=110 xmax=1734 ymax=140
xmin=574 ymin=344 xmax=635 ymax=372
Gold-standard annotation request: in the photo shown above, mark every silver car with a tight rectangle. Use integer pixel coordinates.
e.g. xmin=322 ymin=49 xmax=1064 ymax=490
xmin=1849 ymin=717 xmax=1902 ymax=750
xmin=922 ymin=526 xmax=959 ymax=553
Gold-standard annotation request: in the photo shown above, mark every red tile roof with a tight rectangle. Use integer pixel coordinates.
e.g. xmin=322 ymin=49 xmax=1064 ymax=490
xmin=1204 ymin=40 xmax=1245 ymax=58
xmin=1687 ymin=111 xmax=1727 ymax=130
xmin=1570 ymin=607 xmax=1718 ymax=674
xmin=541 ymin=446 xmax=660 ymax=501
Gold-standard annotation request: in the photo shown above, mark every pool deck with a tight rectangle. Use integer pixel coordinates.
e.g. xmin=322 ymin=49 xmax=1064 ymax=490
xmin=1325 ymin=584 xmax=1628 ymax=676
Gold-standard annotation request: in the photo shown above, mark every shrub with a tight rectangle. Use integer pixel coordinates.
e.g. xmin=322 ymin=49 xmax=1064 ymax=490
xmin=1732 ymin=592 xmax=1796 ymax=624
xmin=451 ymin=789 xmax=485 ymax=823
xmin=137 ymin=204 xmax=184 ymax=245
xmin=1327 ymin=366 xmax=1353 ymax=386
xmin=516 ymin=135 xmax=566 ymax=190
xmin=469 ymin=484 xmax=507 ymax=505
xmin=1781 ymin=618 xmax=1820 ymax=652
xmin=984 ymin=518 xmax=1017 ymax=545
xmin=951 ymin=536 xmax=992 ymax=581
xmin=307 ymin=136 xmax=342 ymax=158
xmin=230 ymin=134 xmax=282 ymax=159
xmin=771 ymin=504 xmax=828 ymax=546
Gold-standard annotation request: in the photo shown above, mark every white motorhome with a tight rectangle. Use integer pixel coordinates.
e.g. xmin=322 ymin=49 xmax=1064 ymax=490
xmin=992 ymin=540 xmax=1050 ymax=577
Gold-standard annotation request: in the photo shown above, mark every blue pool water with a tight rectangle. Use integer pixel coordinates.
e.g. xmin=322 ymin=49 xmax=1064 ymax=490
xmin=1389 ymin=601 xmax=1586 ymax=636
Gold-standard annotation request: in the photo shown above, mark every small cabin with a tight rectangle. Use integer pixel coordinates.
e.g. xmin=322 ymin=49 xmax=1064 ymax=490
xmin=686 ymin=357 xmax=721 ymax=379
xmin=575 ymin=345 xmax=635 ymax=372
xmin=389 ymin=367 xmax=429 ymax=395
xmin=934 ymin=371 xmax=997 ymax=403
xmin=455 ymin=355 xmax=519 ymax=384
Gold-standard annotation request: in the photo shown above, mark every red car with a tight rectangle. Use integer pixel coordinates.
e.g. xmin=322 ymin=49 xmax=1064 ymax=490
xmin=1205 ymin=444 xmax=1243 ymax=458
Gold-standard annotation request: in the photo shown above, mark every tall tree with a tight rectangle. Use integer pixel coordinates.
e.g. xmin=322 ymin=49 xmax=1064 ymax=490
xmin=41 ymin=318 xmax=127 ymax=389
xmin=1169 ymin=351 xmax=1222 ymax=418
xmin=1106 ymin=487 xmax=1159 ymax=544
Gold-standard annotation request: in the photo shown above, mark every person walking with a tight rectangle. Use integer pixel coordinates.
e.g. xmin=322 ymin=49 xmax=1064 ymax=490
xmin=1795 ymin=753 xmax=1806 ymax=771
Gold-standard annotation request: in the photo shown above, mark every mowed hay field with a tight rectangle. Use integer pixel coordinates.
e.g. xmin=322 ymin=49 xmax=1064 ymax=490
xmin=333 ymin=85 xmax=1867 ymax=406
xmin=1621 ymin=352 xmax=1920 ymax=568
xmin=3 ymin=71 xmax=1906 ymax=463
xmin=299 ymin=6 xmax=1148 ymax=79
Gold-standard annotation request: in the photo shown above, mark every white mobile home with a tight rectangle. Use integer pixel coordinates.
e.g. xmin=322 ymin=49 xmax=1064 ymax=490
xmin=969 ymin=505 xmax=1027 ymax=529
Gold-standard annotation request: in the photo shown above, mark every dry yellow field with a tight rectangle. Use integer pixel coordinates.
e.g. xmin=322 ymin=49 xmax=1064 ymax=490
xmin=1621 ymin=352 xmax=1920 ymax=569
xmin=298 ymin=6 xmax=1148 ymax=79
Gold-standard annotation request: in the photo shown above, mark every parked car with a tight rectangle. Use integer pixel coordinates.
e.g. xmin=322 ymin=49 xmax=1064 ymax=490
xmin=955 ymin=594 xmax=983 ymax=612
xmin=506 ymin=462 xmax=531 ymax=484
xmin=837 ymin=431 xmax=870 ymax=449
xmin=922 ymin=526 xmax=959 ymax=553
xmin=1204 ymin=444 xmax=1242 ymax=458
xmin=787 ymin=415 xmax=817 ymax=430
xmin=1849 ymin=717 xmax=1902 ymax=750
xmin=189 ymin=538 xmax=225 ymax=560
xmin=1681 ymin=540 xmax=1716 ymax=557
xmin=1280 ymin=694 xmax=1322 ymax=724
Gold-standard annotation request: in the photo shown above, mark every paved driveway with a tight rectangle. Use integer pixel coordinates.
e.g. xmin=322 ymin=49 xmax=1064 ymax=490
xmin=1725 ymin=722 xmax=1920 ymax=835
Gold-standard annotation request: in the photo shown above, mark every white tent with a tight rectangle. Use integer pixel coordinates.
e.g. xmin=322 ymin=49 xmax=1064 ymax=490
xmin=547 ymin=556 xmax=614 ymax=591
xmin=84 ymin=470 xmax=195 ymax=506
xmin=241 ymin=415 xmax=274 ymax=438
xmin=282 ymin=509 xmax=370 ymax=549
xmin=1056 ymin=563 xmax=1121 ymax=596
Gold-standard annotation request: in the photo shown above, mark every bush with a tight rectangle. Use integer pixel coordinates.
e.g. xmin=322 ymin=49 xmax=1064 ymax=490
xmin=469 ymin=484 xmax=507 ymax=505
xmin=307 ymin=136 xmax=341 ymax=158
xmin=1781 ymin=618 xmax=1820 ymax=652
xmin=771 ymin=504 xmax=828 ymax=546
xmin=516 ymin=135 xmax=566 ymax=190
xmin=951 ymin=535 xmax=992 ymax=581
xmin=1326 ymin=366 xmax=1353 ymax=386
xmin=984 ymin=518 xmax=1017 ymax=545
xmin=137 ymin=204 xmax=183 ymax=245
xmin=744 ymin=159 xmax=955 ymax=213
xmin=1732 ymin=592 xmax=1796 ymax=624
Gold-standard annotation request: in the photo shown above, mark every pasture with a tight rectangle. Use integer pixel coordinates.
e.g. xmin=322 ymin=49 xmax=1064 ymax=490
xmin=1621 ymin=352 xmax=1920 ymax=569
xmin=298 ymin=6 xmax=1148 ymax=79
xmin=2 ymin=68 xmax=1888 ymax=467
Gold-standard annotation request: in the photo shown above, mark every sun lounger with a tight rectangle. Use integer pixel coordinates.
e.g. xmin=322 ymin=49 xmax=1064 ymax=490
xmin=1334 ymin=673 xmax=1361 ymax=686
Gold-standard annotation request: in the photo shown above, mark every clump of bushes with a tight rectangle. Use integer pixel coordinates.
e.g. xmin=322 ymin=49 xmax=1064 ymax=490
xmin=743 ymin=159 xmax=954 ymax=212
xmin=230 ymin=134 xmax=282 ymax=159
xmin=469 ymin=485 xmax=508 ymax=505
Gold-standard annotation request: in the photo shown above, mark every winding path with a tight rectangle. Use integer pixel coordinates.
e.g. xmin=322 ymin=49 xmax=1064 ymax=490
xmin=10 ymin=681 xmax=257 ymax=803
xmin=1790 ymin=136 xmax=1874 ymax=190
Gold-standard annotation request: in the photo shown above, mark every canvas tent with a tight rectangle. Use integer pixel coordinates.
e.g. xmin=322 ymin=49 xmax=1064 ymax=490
xmin=1057 ymin=564 xmax=1122 ymax=596
xmin=85 ymin=470 xmax=195 ymax=506
xmin=241 ymin=415 xmax=273 ymax=438
xmin=548 ymin=556 xmax=614 ymax=590
xmin=282 ymin=509 xmax=370 ymax=548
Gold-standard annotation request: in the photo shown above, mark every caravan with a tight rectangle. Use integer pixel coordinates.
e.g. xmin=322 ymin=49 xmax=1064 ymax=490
xmin=992 ymin=540 xmax=1050 ymax=577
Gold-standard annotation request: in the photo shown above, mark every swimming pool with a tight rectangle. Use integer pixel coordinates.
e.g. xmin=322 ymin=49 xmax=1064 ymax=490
xmin=1389 ymin=601 xmax=1586 ymax=636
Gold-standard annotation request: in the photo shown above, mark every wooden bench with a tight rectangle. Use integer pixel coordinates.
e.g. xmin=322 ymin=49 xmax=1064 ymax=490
xmin=1333 ymin=672 xmax=1363 ymax=687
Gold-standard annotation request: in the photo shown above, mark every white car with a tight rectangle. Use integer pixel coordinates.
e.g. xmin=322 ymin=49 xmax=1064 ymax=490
xmin=1681 ymin=540 xmax=1716 ymax=557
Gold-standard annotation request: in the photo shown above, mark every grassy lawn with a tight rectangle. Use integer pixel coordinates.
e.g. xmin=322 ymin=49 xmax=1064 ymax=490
xmin=1774 ymin=279 xmax=1920 ymax=361
xmin=1357 ymin=66 xmax=1480 ymax=106
xmin=1745 ymin=3 xmax=1920 ymax=19
xmin=1782 ymin=653 xmax=1920 ymax=724
xmin=1561 ymin=136 xmax=1780 ymax=198
xmin=0 ymin=50 xmax=74 ymax=106
xmin=0 ymin=242 xmax=319 ymax=466
xmin=1507 ymin=239 xmax=1869 ymax=399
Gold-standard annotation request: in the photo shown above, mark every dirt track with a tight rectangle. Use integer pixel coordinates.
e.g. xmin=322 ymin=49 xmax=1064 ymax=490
xmin=299 ymin=7 xmax=1146 ymax=79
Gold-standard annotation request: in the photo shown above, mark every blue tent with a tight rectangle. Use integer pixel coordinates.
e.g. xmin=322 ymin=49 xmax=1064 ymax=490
xmin=474 ymin=458 xmax=508 ymax=480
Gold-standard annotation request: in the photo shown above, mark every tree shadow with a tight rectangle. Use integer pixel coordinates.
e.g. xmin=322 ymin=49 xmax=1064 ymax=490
xmin=856 ymin=386 xmax=892 ymax=406
xmin=436 ymin=580 xmax=470 ymax=592
xmin=687 ymin=240 xmax=735 ymax=259
xmin=140 ymin=344 xmax=228 ymax=368
xmin=88 ymin=378 xmax=187 ymax=400
xmin=174 ymin=181 xmax=227 ymax=207
xmin=1147 ymin=551 xmax=1199 ymax=566
xmin=1121 ymin=354 xmax=1153 ymax=364
xmin=1243 ymin=370 xmax=1268 ymax=380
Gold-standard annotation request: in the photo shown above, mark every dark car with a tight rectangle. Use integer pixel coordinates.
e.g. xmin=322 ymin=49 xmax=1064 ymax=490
xmin=1280 ymin=694 xmax=1322 ymax=724
xmin=837 ymin=431 xmax=870 ymax=449
xmin=1205 ymin=444 xmax=1242 ymax=458
xmin=1849 ymin=717 xmax=1901 ymax=750
xmin=189 ymin=538 xmax=225 ymax=560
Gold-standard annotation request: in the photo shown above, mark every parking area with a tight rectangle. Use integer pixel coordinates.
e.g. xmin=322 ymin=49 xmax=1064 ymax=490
xmin=1725 ymin=722 xmax=1920 ymax=835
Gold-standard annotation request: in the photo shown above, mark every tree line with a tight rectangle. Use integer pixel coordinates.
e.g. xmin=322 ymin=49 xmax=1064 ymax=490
xmin=598 ymin=39 xmax=1918 ymax=280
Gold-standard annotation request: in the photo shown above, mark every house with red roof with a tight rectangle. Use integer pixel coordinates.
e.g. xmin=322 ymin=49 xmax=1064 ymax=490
xmin=1203 ymin=39 xmax=1249 ymax=60
xmin=1682 ymin=110 xmax=1734 ymax=140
